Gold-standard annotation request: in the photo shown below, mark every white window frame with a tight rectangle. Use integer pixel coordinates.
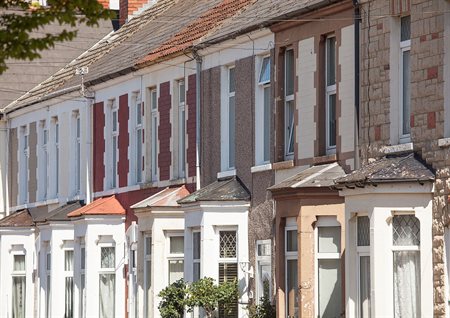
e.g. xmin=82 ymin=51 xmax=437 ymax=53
xmin=99 ymin=244 xmax=116 ymax=318
xmin=19 ymin=125 xmax=29 ymax=204
xmin=48 ymin=117 xmax=59 ymax=199
xmin=193 ymin=230 xmax=201 ymax=282
xmin=73 ymin=111 xmax=81 ymax=195
xmin=314 ymin=217 xmax=342 ymax=318
xmin=109 ymin=100 xmax=119 ymax=189
xmin=150 ymin=88 xmax=158 ymax=182
xmin=325 ymin=35 xmax=337 ymax=154
xmin=284 ymin=223 xmax=297 ymax=318
xmin=39 ymin=120 xmax=49 ymax=201
xmin=284 ymin=49 xmax=295 ymax=160
xmin=177 ymin=80 xmax=186 ymax=178
xmin=11 ymin=252 xmax=26 ymax=318
xmin=356 ymin=215 xmax=371 ymax=318
xmin=256 ymin=55 xmax=271 ymax=165
xmin=167 ymin=233 xmax=184 ymax=285
xmin=134 ymin=93 xmax=144 ymax=184
xmin=221 ymin=66 xmax=236 ymax=172
xmin=255 ymin=239 xmax=272 ymax=304
xmin=144 ymin=235 xmax=152 ymax=317
xmin=80 ymin=244 xmax=86 ymax=318
xmin=399 ymin=16 xmax=411 ymax=144
xmin=64 ymin=249 xmax=74 ymax=318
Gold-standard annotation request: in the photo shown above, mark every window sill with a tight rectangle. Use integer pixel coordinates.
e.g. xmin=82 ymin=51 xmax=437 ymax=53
xmin=383 ymin=142 xmax=413 ymax=154
xmin=217 ymin=169 xmax=237 ymax=179
xmin=251 ymin=163 xmax=272 ymax=173
xmin=438 ymin=137 xmax=450 ymax=148
xmin=272 ymin=160 xmax=294 ymax=170
xmin=313 ymin=154 xmax=337 ymax=165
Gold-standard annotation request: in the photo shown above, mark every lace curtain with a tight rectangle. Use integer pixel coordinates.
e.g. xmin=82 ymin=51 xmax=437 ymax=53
xmin=99 ymin=274 xmax=115 ymax=318
xmin=12 ymin=276 xmax=26 ymax=318
xmin=393 ymin=251 xmax=420 ymax=318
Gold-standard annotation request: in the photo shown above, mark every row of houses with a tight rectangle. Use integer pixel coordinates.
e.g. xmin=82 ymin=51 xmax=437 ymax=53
xmin=0 ymin=0 xmax=449 ymax=317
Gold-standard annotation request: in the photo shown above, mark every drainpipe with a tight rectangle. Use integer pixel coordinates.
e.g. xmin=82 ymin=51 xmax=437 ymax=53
xmin=193 ymin=50 xmax=202 ymax=190
xmin=353 ymin=0 xmax=361 ymax=170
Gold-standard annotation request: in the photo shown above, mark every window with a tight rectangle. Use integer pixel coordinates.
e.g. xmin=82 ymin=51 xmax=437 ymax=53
xmin=19 ymin=126 xmax=29 ymax=204
xmin=285 ymin=225 xmax=298 ymax=318
xmin=39 ymin=121 xmax=48 ymax=201
xmin=399 ymin=16 xmax=411 ymax=143
xmin=221 ymin=67 xmax=236 ymax=171
xmin=316 ymin=218 xmax=342 ymax=318
xmin=178 ymin=80 xmax=186 ymax=178
xmin=256 ymin=240 xmax=271 ymax=304
xmin=256 ymin=56 xmax=271 ymax=165
xmin=325 ymin=36 xmax=337 ymax=154
xmin=46 ymin=252 xmax=51 ymax=318
xmin=168 ymin=235 xmax=184 ymax=285
xmin=108 ymin=101 xmax=119 ymax=189
xmin=48 ymin=117 xmax=59 ymax=199
xmin=74 ymin=112 xmax=81 ymax=194
xmin=357 ymin=216 xmax=371 ymax=318
xmin=150 ymin=89 xmax=158 ymax=182
xmin=219 ymin=231 xmax=238 ymax=318
xmin=284 ymin=49 xmax=295 ymax=159
xmin=12 ymin=254 xmax=26 ymax=318
xmin=99 ymin=246 xmax=115 ymax=318
xmin=80 ymin=246 xmax=86 ymax=318
xmin=392 ymin=214 xmax=420 ymax=317
xmin=135 ymin=95 xmax=144 ymax=184
xmin=193 ymin=231 xmax=201 ymax=282
xmin=64 ymin=250 xmax=74 ymax=318
xmin=144 ymin=236 xmax=152 ymax=317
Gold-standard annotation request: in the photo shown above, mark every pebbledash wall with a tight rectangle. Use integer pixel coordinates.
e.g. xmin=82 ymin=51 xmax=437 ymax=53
xmin=358 ymin=0 xmax=450 ymax=315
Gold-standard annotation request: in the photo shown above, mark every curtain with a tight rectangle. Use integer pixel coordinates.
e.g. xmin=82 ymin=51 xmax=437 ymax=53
xmin=286 ymin=259 xmax=298 ymax=318
xmin=359 ymin=256 xmax=371 ymax=318
xmin=394 ymin=251 xmax=420 ymax=317
xmin=318 ymin=259 xmax=341 ymax=318
xmin=168 ymin=260 xmax=184 ymax=284
xmin=99 ymin=274 xmax=115 ymax=318
xmin=12 ymin=276 xmax=26 ymax=318
xmin=65 ymin=277 xmax=73 ymax=318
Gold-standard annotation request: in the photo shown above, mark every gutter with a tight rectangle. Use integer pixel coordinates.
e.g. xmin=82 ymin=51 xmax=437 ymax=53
xmin=353 ymin=0 xmax=361 ymax=170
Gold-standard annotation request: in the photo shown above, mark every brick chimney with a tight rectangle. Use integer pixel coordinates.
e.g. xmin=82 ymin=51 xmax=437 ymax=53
xmin=119 ymin=0 xmax=152 ymax=26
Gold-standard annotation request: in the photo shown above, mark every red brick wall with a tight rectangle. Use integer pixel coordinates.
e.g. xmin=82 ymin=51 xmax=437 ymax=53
xmin=186 ymin=74 xmax=196 ymax=178
xmin=118 ymin=94 xmax=129 ymax=187
xmin=158 ymin=82 xmax=172 ymax=181
xmin=119 ymin=0 xmax=149 ymax=25
xmin=93 ymin=102 xmax=105 ymax=192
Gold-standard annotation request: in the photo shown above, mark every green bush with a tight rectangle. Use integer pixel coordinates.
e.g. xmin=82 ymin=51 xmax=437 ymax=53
xmin=248 ymin=295 xmax=276 ymax=318
xmin=158 ymin=279 xmax=188 ymax=318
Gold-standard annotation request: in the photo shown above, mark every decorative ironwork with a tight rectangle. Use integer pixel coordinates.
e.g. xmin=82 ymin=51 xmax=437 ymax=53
xmin=220 ymin=231 xmax=237 ymax=258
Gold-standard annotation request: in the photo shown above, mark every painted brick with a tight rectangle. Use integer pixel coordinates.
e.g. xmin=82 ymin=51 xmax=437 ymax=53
xmin=158 ymin=82 xmax=171 ymax=181
xmin=186 ymin=74 xmax=196 ymax=178
xmin=118 ymin=94 xmax=129 ymax=188
xmin=93 ymin=102 xmax=105 ymax=192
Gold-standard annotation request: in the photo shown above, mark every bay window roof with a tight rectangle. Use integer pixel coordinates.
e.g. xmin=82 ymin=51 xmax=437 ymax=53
xmin=67 ymin=196 xmax=125 ymax=217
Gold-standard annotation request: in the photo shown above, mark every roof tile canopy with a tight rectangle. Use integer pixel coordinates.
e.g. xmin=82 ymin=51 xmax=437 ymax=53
xmin=335 ymin=153 xmax=435 ymax=186
xmin=68 ymin=196 xmax=125 ymax=217
xmin=178 ymin=176 xmax=250 ymax=204
xmin=0 ymin=210 xmax=34 ymax=228
xmin=30 ymin=201 xmax=84 ymax=223
xmin=131 ymin=186 xmax=190 ymax=209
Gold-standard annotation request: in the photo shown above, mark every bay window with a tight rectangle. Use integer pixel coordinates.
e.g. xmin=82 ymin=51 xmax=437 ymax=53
xmin=99 ymin=246 xmax=115 ymax=318
xmin=284 ymin=49 xmax=295 ymax=159
xmin=12 ymin=254 xmax=26 ymax=318
xmin=168 ymin=235 xmax=184 ymax=285
xmin=316 ymin=217 xmax=342 ymax=318
xmin=64 ymin=250 xmax=74 ymax=318
xmin=285 ymin=225 xmax=298 ymax=318
xmin=193 ymin=231 xmax=201 ymax=282
xmin=150 ymin=89 xmax=158 ymax=182
xmin=178 ymin=80 xmax=186 ymax=178
xmin=325 ymin=36 xmax=337 ymax=154
xmin=219 ymin=230 xmax=238 ymax=318
xmin=392 ymin=214 xmax=420 ymax=317
xmin=357 ymin=216 xmax=371 ymax=318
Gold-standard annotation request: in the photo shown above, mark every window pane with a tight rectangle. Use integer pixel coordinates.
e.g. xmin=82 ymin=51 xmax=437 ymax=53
xmin=12 ymin=276 xmax=26 ymax=318
xmin=65 ymin=276 xmax=74 ymax=318
xmin=220 ymin=231 xmax=237 ymax=258
xmin=101 ymin=247 xmax=115 ymax=269
xmin=285 ymin=50 xmax=294 ymax=96
xmin=358 ymin=216 xmax=370 ymax=246
xmin=402 ymin=50 xmax=411 ymax=136
xmin=286 ymin=259 xmax=298 ymax=318
xmin=228 ymin=95 xmax=235 ymax=168
xmin=80 ymin=274 xmax=85 ymax=318
xmin=257 ymin=242 xmax=271 ymax=257
xmin=14 ymin=255 xmax=25 ymax=271
xmin=46 ymin=275 xmax=51 ymax=318
xmin=393 ymin=215 xmax=420 ymax=246
xmin=169 ymin=260 xmax=184 ymax=284
xmin=360 ymin=256 xmax=371 ymax=318
xmin=263 ymin=86 xmax=271 ymax=162
xmin=318 ymin=259 xmax=342 ymax=317
xmin=112 ymin=111 xmax=117 ymax=132
xmin=258 ymin=264 xmax=271 ymax=300
xmin=393 ymin=251 xmax=420 ymax=317
xmin=286 ymin=100 xmax=295 ymax=155
xmin=193 ymin=232 xmax=201 ymax=260
xmin=218 ymin=263 xmax=238 ymax=318
xmin=151 ymin=90 xmax=157 ymax=110
xmin=259 ymin=57 xmax=271 ymax=84
xmin=229 ymin=68 xmax=235 ymax=93
xmin=170 ymin=236 xmax=184 ymax=254
xmin=318 ymin=226 xmax=341 ymax=253
xmin=286 ymin=230 xmax=298 ymax=252
xmin=46 ymin=254 xmax=51 ymax=271
xmin=179 ymin=108 xmax=186 ymax=176
xmin=65 ymin=250 xmax=74 ymax=271
xmin=145 ymin=259 xmax=151 ymax=294
xmin=193 ymin=263 xmax=201 ymax=282
xmin=326 ymin=37 xmax=336 ymax=86
xmin=136 ymin=129 xmax=142 ymax=183
xmin=179 ymin=82 xmax=185 ymax=104
xmin=136 ymin=103 xmax=142 ymax=125
xmin=145 ymin=237 xmax=152 ymax=255
xmin=99 ymin=274 xmax=115 ymax=318
xmin=152 ymin=115 xmax=158 ymax=179
xmin=328 ymin=94 xmax=336 ymax=147
xmin=401 ymin=16 xmax=411 ymax=42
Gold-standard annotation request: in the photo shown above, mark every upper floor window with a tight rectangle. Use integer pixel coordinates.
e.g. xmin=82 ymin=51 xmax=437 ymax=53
xmin=53 ymin=118 xmax=59 ymax=198
xmin=109 ymin=100 xmax=118 ymax=189
xmin=256 ymin=56 xmax=271 ymax=165
xmin=222 ymin=67 xmax=236 ymax=171
xmin=134 ymin=94 xmax=144 ymax=184
xmin=177 ymin=80 xmax=186 ymax=178
xmin=73 ymin=112 xmax=81 ymax=195
xmin=399 ymin=16 xmax=411 ymax=143
xmin=325 ymin=36 xmax=337 ymax=154
xmin=284 ymin=49 xmax=295 ymax=159
xmin=19 ymin=126 xmax=29 ymax=205
xmin=39 ymin=121 xmax=48 ymax=201
xmin=150 ymin=89 xmax=158 ymax=182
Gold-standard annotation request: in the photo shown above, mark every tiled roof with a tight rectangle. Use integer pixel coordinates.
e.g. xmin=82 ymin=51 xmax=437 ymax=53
xmin=30 ymin=201 xmax=84 ymax=222
xmin=67 ymin=196 xmax=125 ymax=217
xmin=137 ymin=0 xmax=255 ymax=66
xmin=0 ymin=210 xmax=34 ymax=228
xmin=131 ymin=186 xmax=190 ymax=209
xmin=178 ymin=176 xmax=250 ymax=204
xmin=335 ymin=153 xmax=435 ymax=185
xmin=269 ymin=162 xmax=346 ymax=191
